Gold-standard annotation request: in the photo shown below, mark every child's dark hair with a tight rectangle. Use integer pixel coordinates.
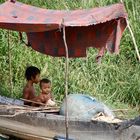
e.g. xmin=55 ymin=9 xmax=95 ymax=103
xmin=40 ymin=78 xmax=51 ymax=87
xmin=25 ymin=66 xmax=40 ymax=81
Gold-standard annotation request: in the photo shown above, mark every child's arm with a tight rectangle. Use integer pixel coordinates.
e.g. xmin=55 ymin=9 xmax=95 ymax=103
xmin=50 ymin=93 xmax=54 ymax=100
xmin=23 ymin=88 xmax=31 ymax=105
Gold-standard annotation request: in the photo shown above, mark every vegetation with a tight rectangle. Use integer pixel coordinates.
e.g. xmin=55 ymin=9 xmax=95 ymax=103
xmin=0 ymin=0 xmax=140 ymax=118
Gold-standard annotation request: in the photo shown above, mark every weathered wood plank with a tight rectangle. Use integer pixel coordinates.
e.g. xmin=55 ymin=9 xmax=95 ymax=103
xmin=0 ymin=118 xmax=55 ymax=140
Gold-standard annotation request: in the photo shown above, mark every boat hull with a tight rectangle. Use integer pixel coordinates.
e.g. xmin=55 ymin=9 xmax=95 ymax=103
xmin=0 ymin=95 xmax=140 ymax=140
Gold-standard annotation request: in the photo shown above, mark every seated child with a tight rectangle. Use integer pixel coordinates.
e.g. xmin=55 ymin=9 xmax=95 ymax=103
xmin=23 ymin=66 xmax=41 ymax=106
xmin=38 ymin=78 xmax=56 ymax=106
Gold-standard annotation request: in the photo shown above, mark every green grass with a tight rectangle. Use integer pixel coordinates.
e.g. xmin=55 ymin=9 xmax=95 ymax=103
xmin=0 ymin=0 xmax=140 ymax=119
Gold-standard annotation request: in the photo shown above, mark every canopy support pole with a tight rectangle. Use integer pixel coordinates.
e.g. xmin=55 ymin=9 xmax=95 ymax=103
xmin=120 ymin=0 xmax=140 ymax=62
xmin=62 ymin=19 xmax=69 ymax=140
xmin=8 ymin=30 xmax=13 ymax=96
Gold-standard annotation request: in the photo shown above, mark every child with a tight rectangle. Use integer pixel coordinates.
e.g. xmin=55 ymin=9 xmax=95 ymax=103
xmin=23 ymin=66 xmax=40 ymax=106
xmin=38 ymin=78 xmax=56 ymax=106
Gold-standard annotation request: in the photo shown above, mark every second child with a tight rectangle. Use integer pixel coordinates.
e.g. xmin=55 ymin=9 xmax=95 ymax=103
xmin=38 ymin=78 xmax=56 ymax=106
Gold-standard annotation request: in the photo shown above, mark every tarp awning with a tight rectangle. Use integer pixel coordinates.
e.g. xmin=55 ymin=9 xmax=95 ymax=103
xmin=0 ymin=1 xmax=128 ymax=58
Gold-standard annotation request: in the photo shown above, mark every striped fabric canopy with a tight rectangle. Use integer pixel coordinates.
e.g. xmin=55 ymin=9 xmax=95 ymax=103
xmin=0 ymin=0 xmax=127 ymax=58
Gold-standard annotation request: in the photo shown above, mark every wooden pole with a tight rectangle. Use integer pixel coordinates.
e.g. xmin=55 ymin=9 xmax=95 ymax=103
xmin=62 ymin=19 xmax=69 ymax=140
xmin=8 ymin=30 xmax=13 ymax=95
xmin=20 ymin=98 xmax=46 ymax=106
xmin=120 ymin=0 xmax=140 ymax=62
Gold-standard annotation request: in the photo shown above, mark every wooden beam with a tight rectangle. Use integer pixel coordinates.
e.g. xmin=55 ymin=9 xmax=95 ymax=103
xmin=20 ymin=98 xmax=46 ymax=106
xmin=0 ymin=118 xmax=55 ymax=140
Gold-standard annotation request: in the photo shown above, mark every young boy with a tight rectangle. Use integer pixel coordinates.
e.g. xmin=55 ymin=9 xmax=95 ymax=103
xmin=38 ymin=78 xmax=56 ymax=106
xmin=23 ymin=66 xmax=40 ymax=106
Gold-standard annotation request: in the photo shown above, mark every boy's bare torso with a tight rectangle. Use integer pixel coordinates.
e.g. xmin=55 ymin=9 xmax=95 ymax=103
xmin=23 ymin=85 xmax=36 ymax=105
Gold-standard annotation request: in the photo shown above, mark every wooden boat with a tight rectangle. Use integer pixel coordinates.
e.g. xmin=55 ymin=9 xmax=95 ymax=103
xmin=0 ymin=95 xmax=140 ymax=140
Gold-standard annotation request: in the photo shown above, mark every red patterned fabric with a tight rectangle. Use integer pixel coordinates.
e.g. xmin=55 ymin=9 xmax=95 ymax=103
xmin=0 ymin=1 xmax=127 ymax=58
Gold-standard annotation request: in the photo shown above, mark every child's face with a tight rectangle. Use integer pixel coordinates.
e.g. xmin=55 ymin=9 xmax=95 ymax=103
xmin=32 ymin=74 xmax=40 ymax=84
xmin=41 ymin=82 xmax=51 ymax=94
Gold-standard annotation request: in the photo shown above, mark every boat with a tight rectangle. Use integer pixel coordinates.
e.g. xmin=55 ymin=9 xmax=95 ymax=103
xmin=0 ymin=95 xmax=140 ymax=140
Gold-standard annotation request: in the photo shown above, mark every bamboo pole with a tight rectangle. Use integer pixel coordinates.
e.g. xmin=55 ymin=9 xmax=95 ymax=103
xmin=20 ymin=98 xmax=60 ymax=107
xmin=20 ymin=98 xmax=46 ymax=106
xmin=62 ymin=19 xmax=69 ymax=140
xmin=7 ymin=30 xmax=13 ymax=95
xmin=120 ymin=0 xmax=140 ymax=62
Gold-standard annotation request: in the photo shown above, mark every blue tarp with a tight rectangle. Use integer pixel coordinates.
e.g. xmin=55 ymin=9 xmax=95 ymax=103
xmin=59 ymin=94 xmax=114 ymax=119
